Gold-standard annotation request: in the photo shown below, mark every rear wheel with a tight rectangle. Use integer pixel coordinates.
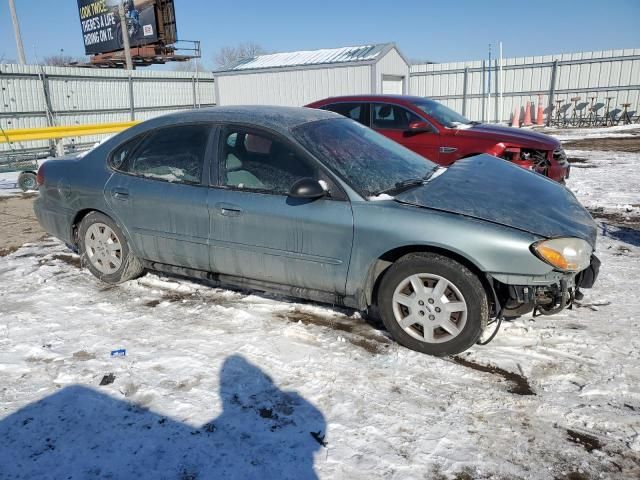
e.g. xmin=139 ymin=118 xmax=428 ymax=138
xmin=78 ymin=211 xmax=144 ymax=284
xmin=377 ymin=253 xmax=488 ymax=356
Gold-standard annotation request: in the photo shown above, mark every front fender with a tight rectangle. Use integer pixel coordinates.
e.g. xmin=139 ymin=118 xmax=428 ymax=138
xmin=346 ymin=201 xmax=553 ymax=306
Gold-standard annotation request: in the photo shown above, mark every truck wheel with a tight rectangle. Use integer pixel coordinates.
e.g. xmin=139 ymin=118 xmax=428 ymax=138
xmin=377 ymin=253 xmax=488 ymax=356
xmin=78 ymin=211 xmax=144 ymax=284
xmin=18 ymin=172 xmax=38 ymax=191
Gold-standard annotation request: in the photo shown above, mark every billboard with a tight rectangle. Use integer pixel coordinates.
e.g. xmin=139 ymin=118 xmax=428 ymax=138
xmin=78 ymin=0 xmax=159 ymax=55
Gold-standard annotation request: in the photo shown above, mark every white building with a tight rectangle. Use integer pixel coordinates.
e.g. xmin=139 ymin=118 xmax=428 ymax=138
xmin=213 ymin=43 xmax=410 ymax=106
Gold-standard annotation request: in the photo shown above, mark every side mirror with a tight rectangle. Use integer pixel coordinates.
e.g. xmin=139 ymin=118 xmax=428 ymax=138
xmin=289 ymin=177 xmax=327 ymax=199
xmin=406 ymin=121 xmax=432 ymax=134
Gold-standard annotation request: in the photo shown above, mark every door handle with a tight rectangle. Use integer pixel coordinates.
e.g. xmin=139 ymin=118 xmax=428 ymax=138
xmin=111 ymin=188 xmax=129 ymax=200
xmin=215 ymin=202 xmax=243 ymax=217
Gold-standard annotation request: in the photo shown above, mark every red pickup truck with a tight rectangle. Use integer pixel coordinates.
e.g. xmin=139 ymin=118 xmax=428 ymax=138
xmin=306 ymin=95 xmax=569 ymax=182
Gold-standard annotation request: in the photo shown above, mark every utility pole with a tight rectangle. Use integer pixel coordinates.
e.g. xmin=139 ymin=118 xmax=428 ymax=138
xmin=117 ymin=0 xmax=134 ymax=70
xmin=499 ymin=42 xmax=503 ymax=124
xmin=487 ymin=44 xmax=492 ymax=123
xmin=8 ymin=0 xmax=27 ymax=65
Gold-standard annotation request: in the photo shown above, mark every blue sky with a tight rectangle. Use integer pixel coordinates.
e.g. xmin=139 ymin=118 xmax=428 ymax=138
xmin=1 ymin=0 xmax=639 ymax=67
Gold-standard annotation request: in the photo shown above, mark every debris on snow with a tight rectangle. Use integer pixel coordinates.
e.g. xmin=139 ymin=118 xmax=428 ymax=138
xmin=99 ymin=374 xmax=116 ymax=386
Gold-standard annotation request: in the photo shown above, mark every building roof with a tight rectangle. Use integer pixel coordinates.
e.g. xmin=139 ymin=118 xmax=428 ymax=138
xmin=216 ymin=43 xmax=395 ymax=73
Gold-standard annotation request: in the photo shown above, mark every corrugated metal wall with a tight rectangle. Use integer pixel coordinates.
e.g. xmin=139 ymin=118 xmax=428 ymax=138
xmin=215 ymin=64 xmax=372 ymax=106
xmin=410 ymin=48 xmax=640 ymax=123
xmin=4 ymin=47 xmax=637 ymax=159
xmin=375 ymin=48 xmax=410 ymax=94
xmin=215 ymin=47 xmax=411 ymax=106
xmin=0 ymin=64 xmax=216 ymax=155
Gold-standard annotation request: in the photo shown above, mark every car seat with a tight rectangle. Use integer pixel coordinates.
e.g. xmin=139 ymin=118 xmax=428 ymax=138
xmin=225 ymin=152 xmax=264 ymax=189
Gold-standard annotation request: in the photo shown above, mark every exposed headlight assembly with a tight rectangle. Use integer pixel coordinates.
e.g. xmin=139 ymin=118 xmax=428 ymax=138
xmin=553 ymin=147 xmax=568 ymax=166
xmin=532 ymin=237 xmax=592 ymax=272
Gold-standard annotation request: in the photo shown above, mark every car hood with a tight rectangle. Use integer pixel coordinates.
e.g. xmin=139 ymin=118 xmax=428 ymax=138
xmin=457 ymin=124 xmax=559 ymax=149
xmin=395 ymin=155 xmax=597 ymax=246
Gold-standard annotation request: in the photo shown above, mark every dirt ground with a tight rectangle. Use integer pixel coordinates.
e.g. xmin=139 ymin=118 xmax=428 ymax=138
xmin=563 ymin=131 xmax=640 ymax=153
xmin=0 ymin=195 xmax=46 ymax=256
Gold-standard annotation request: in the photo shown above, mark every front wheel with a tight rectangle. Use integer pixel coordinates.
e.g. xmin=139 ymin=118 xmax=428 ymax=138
xmin=78 ymin=211 xmax=144 ymax=284
xmin=377 ymin=253 xmax=488 ymax=356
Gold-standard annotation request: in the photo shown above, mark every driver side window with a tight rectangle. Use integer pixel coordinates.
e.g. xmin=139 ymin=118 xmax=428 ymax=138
xmin=372 ymin=103 xmax=421 ymax=130
xmin=220 ymin=129 xmax=318 ymax=195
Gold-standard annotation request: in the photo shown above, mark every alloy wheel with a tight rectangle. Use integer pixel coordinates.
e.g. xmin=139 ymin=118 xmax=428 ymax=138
xmin=84 ymin=222 xmax=123 ymax=274
xmin=392 ymin=273 xmax=468 ymax=344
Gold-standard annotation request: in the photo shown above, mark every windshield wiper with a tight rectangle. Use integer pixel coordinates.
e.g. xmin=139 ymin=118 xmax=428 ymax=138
xmin=372 ymin=167 xmax=439 ymax=196
xmin=467 ymin=121 xmax=482 ymax=125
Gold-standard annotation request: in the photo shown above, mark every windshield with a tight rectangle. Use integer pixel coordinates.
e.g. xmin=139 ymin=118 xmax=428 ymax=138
xmin=292 ymin=118 xmax=437 ymax=197
xmin=412 ymin=98 xmax=472 ymax=127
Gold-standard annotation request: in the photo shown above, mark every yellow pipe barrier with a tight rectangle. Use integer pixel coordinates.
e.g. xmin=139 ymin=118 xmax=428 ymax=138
xmin=0 ymin=121 xmax=140 ymax=144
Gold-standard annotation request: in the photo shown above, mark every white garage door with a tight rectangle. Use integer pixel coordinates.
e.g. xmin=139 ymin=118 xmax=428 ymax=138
xmin=382 ymin=76 xmax=404 ymax=95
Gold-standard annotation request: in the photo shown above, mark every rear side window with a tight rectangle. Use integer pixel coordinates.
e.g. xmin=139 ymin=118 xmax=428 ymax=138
xmin=109 ymin=137 xmax=141 ymax=171
xmin=117 ymin=125 xmax=210 ymax=184
xmin=322 ymin=103 xmax=369 ymax=126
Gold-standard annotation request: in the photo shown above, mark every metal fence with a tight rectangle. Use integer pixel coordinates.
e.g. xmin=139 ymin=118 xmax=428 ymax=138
xmin=0 ymin=63 xmax=216 ymax=158
xmin=3 ymin=47 xmax=639 ymax=163
xmin=409 ymin=48 xmax=640 ymax=125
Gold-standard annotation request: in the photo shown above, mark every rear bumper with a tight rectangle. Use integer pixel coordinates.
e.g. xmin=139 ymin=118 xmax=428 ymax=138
xmin=33 ymin=197 xmax=74 ymax=244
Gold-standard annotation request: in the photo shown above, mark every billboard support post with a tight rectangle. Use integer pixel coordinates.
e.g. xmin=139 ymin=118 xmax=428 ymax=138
xmin=8 ymin=0 xmax=26 ymax=65
xmin=117 ymin=1 xmax=134 ymax=70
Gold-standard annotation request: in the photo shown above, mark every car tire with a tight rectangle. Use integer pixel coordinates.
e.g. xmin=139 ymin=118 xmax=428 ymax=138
xmin=377 ymin=253 xmax=488 ymax=356
xmin=361 ymin=304 xmax=384 ymax=328
xmin=78 ymin=211 xmax=144 ymax=284
xmin=17 ymin=171 xmax=38 ymax=192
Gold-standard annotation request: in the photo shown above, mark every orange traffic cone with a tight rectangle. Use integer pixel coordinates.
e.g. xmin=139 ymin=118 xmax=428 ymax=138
xmin=536 ymin=97 xmax=544 ymax=126
xmin=511 ymin=107 xmax=520 ymax=128
xmin=523 ymin=101 xmax=532 ymax=126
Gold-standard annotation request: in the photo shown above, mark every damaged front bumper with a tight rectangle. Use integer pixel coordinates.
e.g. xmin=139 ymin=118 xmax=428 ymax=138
xmin=575 ymin=254 xmax=601 ymax=289
xmin=490 ymin=254 xmax=601 ymax=318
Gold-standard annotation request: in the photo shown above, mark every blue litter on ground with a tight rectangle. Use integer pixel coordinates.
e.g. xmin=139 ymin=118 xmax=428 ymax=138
xmin=110 ymin=349 xmax=126 ymax=357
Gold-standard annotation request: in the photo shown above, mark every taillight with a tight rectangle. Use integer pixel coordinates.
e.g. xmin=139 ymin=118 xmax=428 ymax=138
xmin=36 ymin=163 xmax=45 ymax=186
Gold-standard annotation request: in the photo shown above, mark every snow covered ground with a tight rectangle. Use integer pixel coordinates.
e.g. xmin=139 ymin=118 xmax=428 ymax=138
xmin=1 ymin=131 xmax=640 ymax=479
xmin=0 ymin=171 xmax=20 ymax=197
xmin=567 ymin=149 xmax=640 ymax=223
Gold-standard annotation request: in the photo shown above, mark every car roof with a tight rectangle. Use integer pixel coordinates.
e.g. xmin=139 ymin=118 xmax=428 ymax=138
xmin=308 ymin=95 xmax=428 ymax=105
xmin=148 ymin=105 xmax=341 ymax=134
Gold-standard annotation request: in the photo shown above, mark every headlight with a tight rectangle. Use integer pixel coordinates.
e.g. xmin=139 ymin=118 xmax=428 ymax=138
xmin=531 ymin=237 xmax=592 ymax=272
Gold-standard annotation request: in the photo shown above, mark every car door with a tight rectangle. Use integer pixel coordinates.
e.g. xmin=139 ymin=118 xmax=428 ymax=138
xmin=371 ymin=102 xmax=441 ymax=162
xmin=104 ymin=123 xmax=214 ymax=270
xmin=206 ymin=126 xmax=354 ymax=294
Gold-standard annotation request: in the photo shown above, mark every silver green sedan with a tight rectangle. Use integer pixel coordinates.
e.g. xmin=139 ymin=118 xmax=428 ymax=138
xmin=34 ymin=106 xmax=599 ymax=356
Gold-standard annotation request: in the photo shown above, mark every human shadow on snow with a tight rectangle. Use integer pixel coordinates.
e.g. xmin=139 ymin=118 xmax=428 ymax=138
xmin=0 ymin=355 xmax=326 ymax=479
